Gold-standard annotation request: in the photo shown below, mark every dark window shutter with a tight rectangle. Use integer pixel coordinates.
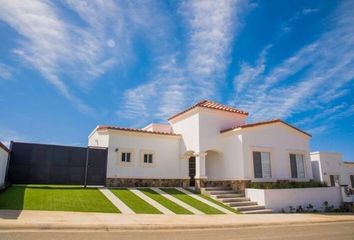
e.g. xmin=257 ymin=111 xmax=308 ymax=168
xmin=126 ymin=153 xmax=131 ymax=162
xmin=350 ymin=175 xmax=354 ymax=188
xmin=290 ymin=154 xmax=297 ymax=178
xmin=121 ymin=153 xmax=125 ymax=162
xmin=253 ymin=152 xmax=262 ymax=178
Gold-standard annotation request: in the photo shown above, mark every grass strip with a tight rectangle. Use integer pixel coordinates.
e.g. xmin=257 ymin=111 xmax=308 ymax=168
xmin=0 ymin=185 xmax=119 ymax=213
xmin=110 ymin=188 xmax=161 ymax=214
xmin=161 ymin=188 xmax=223 ymax=214
xmin=138 ymin=188 xmax=193 ymax=214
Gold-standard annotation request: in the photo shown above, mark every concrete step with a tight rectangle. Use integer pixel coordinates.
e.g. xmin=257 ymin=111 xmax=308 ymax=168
xmin=209 ymin=190 xmax=240 ymax=195
xmin=241 ymin=209 xmax=273 ymax=214
xmin=204 ymin=187 xmax=232 ymax=191
xmin=215 ymin=194 xmax=245 ymax=199
xmin=234 ymin=205 xmax=266 ymax=211
xmin=228 ymin=201 xmax=258 ymax=207
xmin=219 ymin=197 xmax=247 ymax=202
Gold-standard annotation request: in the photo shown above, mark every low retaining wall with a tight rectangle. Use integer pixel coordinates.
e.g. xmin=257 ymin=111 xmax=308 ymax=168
xmin=106 ymin=178 xmax=190 ymax=188
xmin=245 ymin=187 xmax=342 ymax=212
xmin=0 ymin=142 xmax=9 ymax=187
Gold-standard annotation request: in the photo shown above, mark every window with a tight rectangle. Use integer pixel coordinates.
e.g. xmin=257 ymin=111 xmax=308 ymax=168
xmin=290 ymin=154 xmax=305 ymax=178
xmin=329 ymin=175 xmax=340 ymax=187
xmin=253 ymin=151 xmax=271 ymax=178
xmin=144 ymin=153 xmax=153 ymax=164
xmin=121 ymin=152 xmax=131 ymax=162
xmin=350 ymin=175 xmax=354 ymax=188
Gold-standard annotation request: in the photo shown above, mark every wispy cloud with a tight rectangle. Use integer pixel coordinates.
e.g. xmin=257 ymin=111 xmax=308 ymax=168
xmin=231 ymin=0 xmax=354 ymax=128
xmin=234 ymin=45 xmax=271 ymax=95
xmin=0 ymin=62 xmax=12 ymax=80
xmin=0 ymin=127 xmax=30 ymax=147
xmin=119 ymin=0 xmax=251 ymax=124
xmin=302 ymin=8 xmax=319 ymax=15
xmin=281 ymin=6 xmax=319 ymax=33
xmin=0 ymin=0 xmax=129 ymax=113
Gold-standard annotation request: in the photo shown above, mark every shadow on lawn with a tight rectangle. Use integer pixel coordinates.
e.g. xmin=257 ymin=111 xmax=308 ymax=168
xmin=0 ymin=186 xmax=25 ymax=219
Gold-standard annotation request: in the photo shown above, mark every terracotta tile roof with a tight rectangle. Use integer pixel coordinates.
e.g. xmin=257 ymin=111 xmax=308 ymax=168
xmin=220 ymin=119 xmax=312 ymax=137
xmin=0 ymin=141 xmax=10 ymax=152
xmin=96 ymin=125 xmax=181 ymax=136
xmin=168 ymin=100 xmax=248 ymax=121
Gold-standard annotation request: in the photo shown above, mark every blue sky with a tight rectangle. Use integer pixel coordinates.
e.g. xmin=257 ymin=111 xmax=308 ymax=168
xmin=0 ymin=0 xmax=353 ymax=160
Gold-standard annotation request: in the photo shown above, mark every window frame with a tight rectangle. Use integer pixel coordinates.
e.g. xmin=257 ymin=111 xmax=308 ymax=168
xmin=116 ymin=148 xmax=134 ymax=166
xmin=289 ymin=153 xmax=306 ymax=179
xmin=252 ymin=150 xmax=272 ymax=179
xmin=140 ymin=150 xmax=156 ymax=167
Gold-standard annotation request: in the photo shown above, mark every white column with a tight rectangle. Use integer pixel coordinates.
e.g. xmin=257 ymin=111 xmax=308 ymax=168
xmin=195 ymin=151 xmax=207 ymax=179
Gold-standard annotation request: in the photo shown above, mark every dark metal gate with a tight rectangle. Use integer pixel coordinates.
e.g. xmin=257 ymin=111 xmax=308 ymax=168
xmin=7 ymin=142 xmax=107 ymax=185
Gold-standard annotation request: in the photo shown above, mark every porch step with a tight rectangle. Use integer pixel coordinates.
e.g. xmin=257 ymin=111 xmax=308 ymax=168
xmin=204 ymin=187 xmax=232 ymax=191
xmin=234 ymin=205 xmax=266 ymax=211
xmin=203 ymin=185 xmax=273 ymax=214
xmin=228 ymin=201 xmax=258 ymax=207
xmin=241 ymin=209 xmax=273 ymax=214
xmin=220 ymin=197 xmax=250 ymax=203
xmin=209 ymin=190 xmax=240 ymax=195
xmin=215 ymin=194 xmax=244 ymax=198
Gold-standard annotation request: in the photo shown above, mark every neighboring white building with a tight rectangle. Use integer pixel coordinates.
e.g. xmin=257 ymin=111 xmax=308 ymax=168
xmin=0 ymin=142 xmax=9 ymax=187
xmin=311 ymin=151 xmax=354 ymax=188
xmin=89 ymin=100 xmax=313 ymax=190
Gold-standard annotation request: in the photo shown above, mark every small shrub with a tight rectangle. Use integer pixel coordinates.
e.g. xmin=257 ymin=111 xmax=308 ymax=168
xmin=248 ymin=180 xmax=327 ymax=189
xmin=296 ymin=205 xmax=304 ymax=213
xmin=306 ymin=204 xmax=314 ymax=212
xmin=323 ymin=201 xmax=334 ymax=212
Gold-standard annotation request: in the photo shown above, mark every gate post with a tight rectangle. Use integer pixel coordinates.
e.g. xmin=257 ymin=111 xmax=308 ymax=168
xmin=84 ymin=147 xmax=90 ymax=188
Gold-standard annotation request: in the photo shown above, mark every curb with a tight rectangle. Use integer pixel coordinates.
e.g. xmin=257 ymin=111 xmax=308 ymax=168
xmin=1 ymin=219 xmax=354 ymax=231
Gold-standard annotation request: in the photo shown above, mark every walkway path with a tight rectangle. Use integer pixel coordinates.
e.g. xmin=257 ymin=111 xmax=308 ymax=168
xmin=151 ymin=188 xmax=204 ymax=215
xmin=176 ymin=188 xmax=235 ymax=214
xmin=99 ymin=188 xmax=134 ymax=214
xmin=1 ymin=210 xmax=353 ymax=231
xmin=129 ymin=188 xmax=175 ymax=215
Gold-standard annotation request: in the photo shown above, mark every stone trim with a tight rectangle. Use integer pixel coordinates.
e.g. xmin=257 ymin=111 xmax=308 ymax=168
xmin=106 ymin=178 xmax=190 ymax=188
xmin=205 ymin=180 xmax=252 ymax=193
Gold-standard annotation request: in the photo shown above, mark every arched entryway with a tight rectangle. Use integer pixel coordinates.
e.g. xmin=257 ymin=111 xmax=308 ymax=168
xmin=205 ymin=150 xmax=224 ymax=181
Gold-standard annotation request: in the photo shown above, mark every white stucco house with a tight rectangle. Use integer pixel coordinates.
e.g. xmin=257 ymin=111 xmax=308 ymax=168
xmin=311 ymin=152 xmax=354 ymax=188
xmin=88 ymin=100 xmax=314 ymax=190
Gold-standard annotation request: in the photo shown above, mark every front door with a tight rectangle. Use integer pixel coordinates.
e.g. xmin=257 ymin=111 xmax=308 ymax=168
xmin=189 ymin=157 xmax=196 ymax=187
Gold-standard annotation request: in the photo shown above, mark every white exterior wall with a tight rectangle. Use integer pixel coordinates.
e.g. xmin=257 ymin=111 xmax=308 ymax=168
xmin=198 ymin=109 xmax=246 ymax=152
xmin=310 ymin=152 xmax=353 ymax=186
xmin=106 ymin=131 xmax=186 ymax=179
xmin=88 ymin=129 xmax=109 ymax=148
xmin=170 ymin=110 xmax=200 ymax=153
xmin=0 ymin=146 xmax=9 ymax=186
xmin=245 ymin=187 xmax=342 ymax=212
xmin=240 ymin=123 xmax=312 ymax=181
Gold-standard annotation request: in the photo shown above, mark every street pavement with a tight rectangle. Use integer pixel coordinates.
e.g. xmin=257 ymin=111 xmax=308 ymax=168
xmin=0 ymin=222 xmax=353 ymax=240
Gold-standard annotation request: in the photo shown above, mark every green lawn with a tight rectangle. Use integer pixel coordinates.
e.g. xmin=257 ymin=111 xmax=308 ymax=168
xmin=185 ymin=189 xmax=240 ymax=214
xmin=138 ymin=188 xmax=192 ymax=214
xmin=161 ymin=188 xmax=224 ymax=214
xmin=110 ymin=188 xmax=161 ymax=214
xmin=0 ymin=185 xmax=119 ymax=213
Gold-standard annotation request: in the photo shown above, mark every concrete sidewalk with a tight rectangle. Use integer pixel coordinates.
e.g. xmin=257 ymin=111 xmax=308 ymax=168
xmin=0 ymin=210 xmax=353 ymax=231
